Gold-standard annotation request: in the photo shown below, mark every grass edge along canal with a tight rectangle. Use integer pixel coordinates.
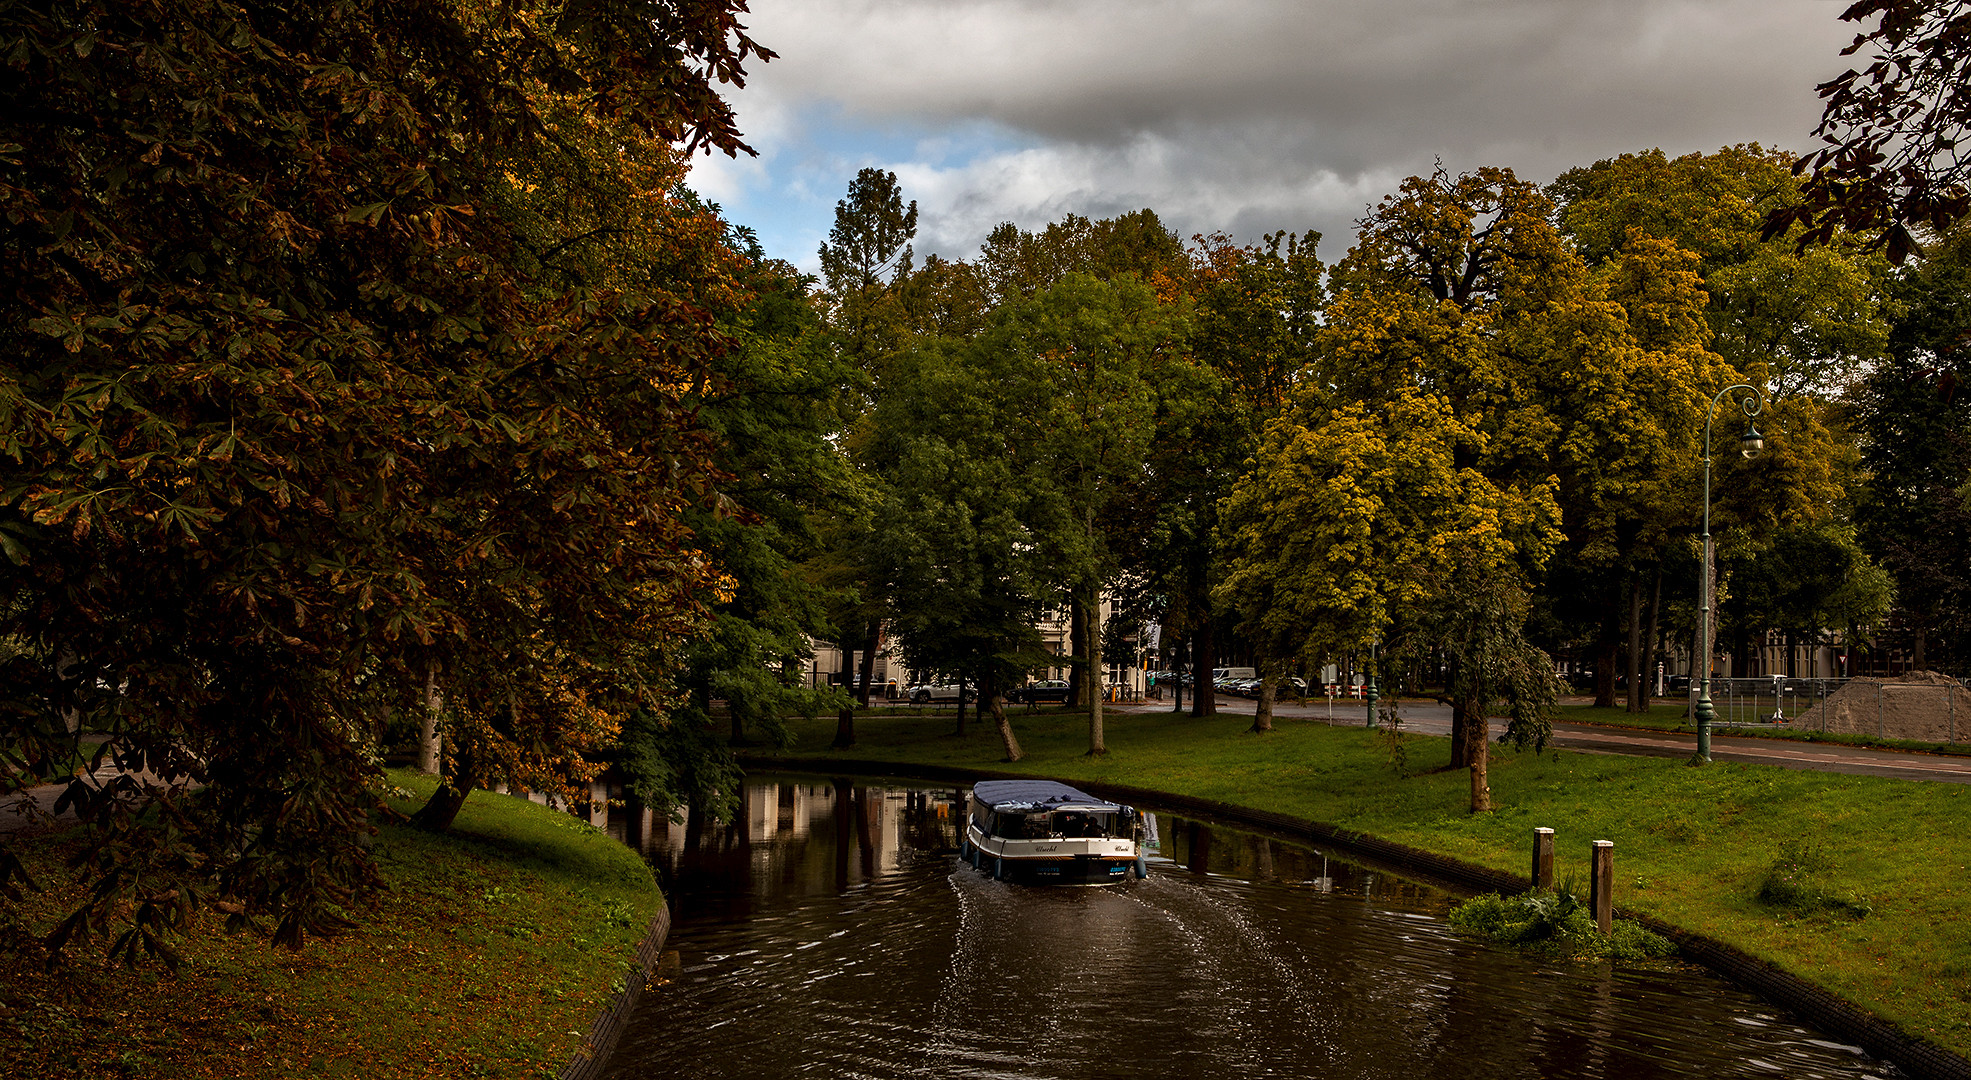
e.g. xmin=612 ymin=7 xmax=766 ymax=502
xmin=757 ymin=704 xmax=1971 ymax=1066
xmin=0 ymin=767 xmax=662 ymax=1079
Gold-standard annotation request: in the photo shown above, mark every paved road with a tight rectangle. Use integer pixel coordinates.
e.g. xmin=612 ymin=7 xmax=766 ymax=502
xmin=1 ymin=755 xmax=173 ymax=836
xmin=1115 ymin=694 xmax=1971 ymax=784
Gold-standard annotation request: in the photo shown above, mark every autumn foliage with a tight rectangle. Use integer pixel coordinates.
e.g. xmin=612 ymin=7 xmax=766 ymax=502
xmin=0 ymin=0 xmax=768 ymax=951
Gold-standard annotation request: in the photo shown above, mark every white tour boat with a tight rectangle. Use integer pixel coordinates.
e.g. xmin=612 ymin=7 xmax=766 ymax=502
xmin=960 ymin=779 xmax=1147 ymax=885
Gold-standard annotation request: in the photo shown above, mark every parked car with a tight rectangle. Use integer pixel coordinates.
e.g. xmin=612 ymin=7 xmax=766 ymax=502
xmin=1006 ymin=679 xmax=1073 ymax=705
xmin=908 ymin=682 xmax=975 ymax=704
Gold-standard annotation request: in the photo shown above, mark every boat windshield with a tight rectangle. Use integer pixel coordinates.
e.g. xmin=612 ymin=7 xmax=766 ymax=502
xmin=1047 ymin=811 xmax=1116 ymax=839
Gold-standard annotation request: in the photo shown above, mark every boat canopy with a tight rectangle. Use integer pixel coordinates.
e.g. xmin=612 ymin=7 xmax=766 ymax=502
xmin=972 ymin=779 xmax=1123 ymax=813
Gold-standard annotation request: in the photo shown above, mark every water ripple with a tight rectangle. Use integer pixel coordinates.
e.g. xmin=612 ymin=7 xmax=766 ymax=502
xmin=602 ymin=780 xmax=1900 ymax=1080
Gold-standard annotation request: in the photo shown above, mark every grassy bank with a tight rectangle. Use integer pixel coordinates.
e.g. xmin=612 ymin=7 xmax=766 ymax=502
xmin=0 ymin=769 xmax=661 ymax=1079
xmin=759 ymin=705 xmax=1971 ymax=1058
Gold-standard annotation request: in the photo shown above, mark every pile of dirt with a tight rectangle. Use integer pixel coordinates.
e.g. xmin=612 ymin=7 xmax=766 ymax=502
xmin=1802 ymin=670 xmax=1971 ymax=743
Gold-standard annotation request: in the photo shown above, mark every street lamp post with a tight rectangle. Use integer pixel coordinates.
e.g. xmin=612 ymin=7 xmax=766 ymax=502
xmin=1693 ymin=383 xmax=1765 ymax=762
xmin=1365 ymin=638 xmax=1379 ymax=728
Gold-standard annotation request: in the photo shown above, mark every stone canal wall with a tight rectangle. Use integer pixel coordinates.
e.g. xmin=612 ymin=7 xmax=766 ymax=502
xmin=747 ymin=755 xmax=1971 ymax=1080
xmin=558 ymin=905 xmax=673 ymax=1080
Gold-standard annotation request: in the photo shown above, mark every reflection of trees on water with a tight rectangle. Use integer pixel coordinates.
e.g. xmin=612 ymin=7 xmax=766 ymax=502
xmin=602 ymin=778 xmax=966 ymax=912
xmin=598 ymin=778 xmax=1889 ymax=1080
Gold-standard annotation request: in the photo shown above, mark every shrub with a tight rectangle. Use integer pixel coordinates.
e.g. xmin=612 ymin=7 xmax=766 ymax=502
xmin=1755 ymin=841 xmax=1871 ymax=919
xmin=1449 ymin=881 xmax=1677 ymax=961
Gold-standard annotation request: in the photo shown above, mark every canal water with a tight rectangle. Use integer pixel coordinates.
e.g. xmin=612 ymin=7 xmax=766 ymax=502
xmin=599 ymin=775 xmax=1897 ymax=1080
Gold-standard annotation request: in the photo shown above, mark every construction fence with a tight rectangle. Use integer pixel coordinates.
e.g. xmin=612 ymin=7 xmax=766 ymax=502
xmin=1705 ymin=671 xmax=1971 ymax=743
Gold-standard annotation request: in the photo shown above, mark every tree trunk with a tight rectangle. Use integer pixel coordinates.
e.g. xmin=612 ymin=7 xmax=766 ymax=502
xmin=1469 ymin=753 xmax=1491 ymax=813
xmin=830 ymin=647 xmax=854 ymax=746
xmin=1644 ymin=566 xmax=1664 ymax=698
xmin=855 ymin=618 xmax=880 ymax=708
xmin=418 ymin=660 xmax=442 ymax=774
xmin=1085 ymin=585 xmax=1106 ymax=755
xmin=823 ymin=641 xmax=853 ymax=747
xmin=413 ymin=764 xmax=475 ymax=831
xmin=1446 ymin=652 xmax=1468 ymax=763
xmin=989 ymin=690 xmax=1023 ymax=761
xmin=1452 ymin=682 xmax=1487 ymax=769
xmin=1626 ymin=574 xmax=1646 ymax=714
xmin=1068 ymin=599 xmax=1087 ymax=708
xmin=1593 ymin=600 xmax=1621 ymax=708
xmin=1191 ymin=623 xmax=1217 ymax=717
xmin=1250 ymin=660 xmax=1276 ymax=733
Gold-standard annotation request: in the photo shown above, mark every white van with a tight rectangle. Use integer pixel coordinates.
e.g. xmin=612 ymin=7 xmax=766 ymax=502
xmin=1211 ymin=667 xmax=1257 ymax=682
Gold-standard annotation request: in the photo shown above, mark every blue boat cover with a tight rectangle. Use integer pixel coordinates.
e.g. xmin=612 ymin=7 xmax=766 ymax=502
xmin=972 ymin=779 xmax=1121 ymax=811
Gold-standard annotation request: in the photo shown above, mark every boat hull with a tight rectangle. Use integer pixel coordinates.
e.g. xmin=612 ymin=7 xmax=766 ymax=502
xmin=963 ymin=833 xmax=1143 ymax=886
xmin=966 ymin=844 xmax=1136 ymax=885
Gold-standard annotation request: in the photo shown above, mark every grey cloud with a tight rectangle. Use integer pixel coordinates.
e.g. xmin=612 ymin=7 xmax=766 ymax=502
xmin=735 ymin=0 xmax=1860 ymax=259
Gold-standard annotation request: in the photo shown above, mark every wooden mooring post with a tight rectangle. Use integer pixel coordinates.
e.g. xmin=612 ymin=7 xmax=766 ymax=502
xmin=1531 ymin=827 xmax=1555 ymax=891
xmin=1589 ymin=840 xmax=1614 ymax=935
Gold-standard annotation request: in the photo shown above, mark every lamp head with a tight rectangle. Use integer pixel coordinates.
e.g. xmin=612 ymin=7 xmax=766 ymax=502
xmin=1739 ymin=422 xmax=1764 ymax=460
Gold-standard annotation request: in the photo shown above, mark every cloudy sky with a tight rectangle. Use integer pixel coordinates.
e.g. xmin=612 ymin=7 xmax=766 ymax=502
xmin=686 ymin=0 xmax=1862 ymax=272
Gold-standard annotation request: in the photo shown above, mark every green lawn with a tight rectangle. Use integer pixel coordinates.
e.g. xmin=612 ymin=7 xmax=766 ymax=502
xmin=0 ymin=769 xmax=662 ymax=1079
xmin=760 ymin=705 xmax=1971 ymax=1058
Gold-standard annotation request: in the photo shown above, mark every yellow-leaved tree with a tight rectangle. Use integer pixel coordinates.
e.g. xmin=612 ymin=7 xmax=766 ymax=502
xmin=1216 ymin=388 xmax=1560 ymax=810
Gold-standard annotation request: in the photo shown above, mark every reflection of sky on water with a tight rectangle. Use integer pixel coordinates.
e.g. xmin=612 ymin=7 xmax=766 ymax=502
xmin=600 ymin=777 xmax=1896 ymax=1080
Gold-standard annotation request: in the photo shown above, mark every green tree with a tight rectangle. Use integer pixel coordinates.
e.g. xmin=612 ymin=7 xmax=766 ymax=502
xmin=1554 ymin=145 xmax=1891 ymax=400
xmin=1008 ymin=274 xmax=1183 ymax=754
xmin=669 ymin=238 xmax=859 ymax=773
xmin=1319 ymin=166 xmax=1729 ymax=719
xmin=964 ymin=209 xmax=1192 ymax=712
xmin=1554 ymin=147 xmax=1883 ymax=697
xmin=1852 ymin=223 xmax=1971 ymax=670
xmin=0 ymin=0 xmax=767 ymax=952
xmin=1722 ymin=523 xmax=1896 ymax=678
xmin=1178 ymin=230 xmax=1325 ymax=728
xmin=862 ymin=338 xmax=1055 ymax=760
xmin=813 ymin=168 xmax=921 ymax=746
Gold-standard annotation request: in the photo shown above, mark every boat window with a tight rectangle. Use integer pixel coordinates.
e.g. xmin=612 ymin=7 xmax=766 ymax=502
xmin=993 ymin=812 xmax=1026 ymax=839
xmin=1053 ymin=812 xmax=1116 ymax=838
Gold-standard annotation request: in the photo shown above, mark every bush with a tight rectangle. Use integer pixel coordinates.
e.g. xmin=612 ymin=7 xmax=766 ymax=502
xmin=1449 ymin=881 xmax=1677 ymax=961
xmin=1755 ymin=841 xmax=1872 ymax=919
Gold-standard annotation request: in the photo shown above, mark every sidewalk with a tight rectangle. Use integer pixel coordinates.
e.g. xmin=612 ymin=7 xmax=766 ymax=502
xmin=1 ymin=746 xmax=151 ymax=837
xmin=2 ymin=776 xmax=83 ymax=837
xmin=1113 ymin=694 xmax=1971 ymax=784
